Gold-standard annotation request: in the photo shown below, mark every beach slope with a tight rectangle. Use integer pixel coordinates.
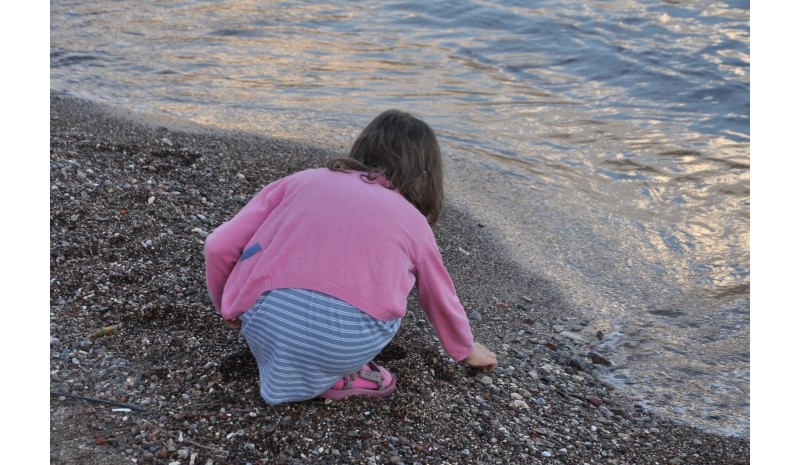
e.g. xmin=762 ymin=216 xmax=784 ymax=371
xmin=50 ymin=92 xmax=749 ymax=464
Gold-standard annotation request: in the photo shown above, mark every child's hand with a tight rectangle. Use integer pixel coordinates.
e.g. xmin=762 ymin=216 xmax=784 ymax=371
xmin=463 ymin=342 xmax=498 ymax=371
xmin=224 ymin=318 xmax=242 ymax=330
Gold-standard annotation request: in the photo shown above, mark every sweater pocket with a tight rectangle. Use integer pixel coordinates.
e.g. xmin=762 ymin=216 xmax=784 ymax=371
xmin=240 ymin=243 xmax=262 ymax=261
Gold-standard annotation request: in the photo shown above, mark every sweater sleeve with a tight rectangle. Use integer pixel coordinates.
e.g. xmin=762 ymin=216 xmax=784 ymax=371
xmin=204 ymin=177 xmax=288 ymax=313
xmin=414 ymin=232 xmax=475 ymax=362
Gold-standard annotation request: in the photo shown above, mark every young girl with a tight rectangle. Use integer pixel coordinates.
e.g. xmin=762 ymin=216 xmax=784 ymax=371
xmin=204 ymin=109 xmax=497 ymax=404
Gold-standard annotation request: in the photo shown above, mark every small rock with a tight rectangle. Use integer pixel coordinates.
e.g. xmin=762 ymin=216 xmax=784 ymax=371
xmin=469 ymin=310 xmax=482 ymax=322
xmin=586 ymin=396 xmax=603 ymax=406
xmin=609 ymin=407 xmax=632 ymax=419
xmin=568 ymin=357 xmax=591 ymax=372
xmin=588 ymin=351 xmax=612 ymax=366
xmin=541 ymin=451 xmax=552 ymax=458
xmin=476 ymin=375 xmax=493 ymax=385
xmin=559 ymin=331 xmax=587 ymax=343
xmin=162 ymin=137 xmax=173 ymax=146
xmin=509 ymin=400 xmax=529 ymax=409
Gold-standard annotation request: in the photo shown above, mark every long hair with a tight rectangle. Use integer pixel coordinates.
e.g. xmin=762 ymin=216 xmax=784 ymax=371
xmin=327 ymin=109 xmax=444 ymax=226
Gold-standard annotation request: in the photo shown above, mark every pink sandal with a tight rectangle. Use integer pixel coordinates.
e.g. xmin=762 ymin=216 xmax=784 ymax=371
xmin=319 ymin=361 xmax=396 ymax=400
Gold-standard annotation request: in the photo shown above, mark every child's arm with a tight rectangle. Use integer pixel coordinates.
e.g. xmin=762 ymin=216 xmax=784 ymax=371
xmin=204 ymin=178 xmax=289 ymax=312
xmin=415 ymin=236 xmax=497 ymax=370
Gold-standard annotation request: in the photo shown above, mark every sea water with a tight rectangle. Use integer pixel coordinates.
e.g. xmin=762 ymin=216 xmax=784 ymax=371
xmin=51 ymin=0 xmax=750 ymax=436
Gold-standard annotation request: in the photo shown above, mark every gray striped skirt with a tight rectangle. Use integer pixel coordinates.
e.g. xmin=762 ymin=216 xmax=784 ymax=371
xmin=239 ymin=288 xmax=401 ymax=404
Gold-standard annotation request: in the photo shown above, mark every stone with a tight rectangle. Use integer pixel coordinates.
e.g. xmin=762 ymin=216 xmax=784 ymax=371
xmin=588 ymin=351 xmax=612 ymax=366
xmin=509 ymin=400 xmax=529 ymax=409
xmin=559 ymin=331 xmax=587 ymax=343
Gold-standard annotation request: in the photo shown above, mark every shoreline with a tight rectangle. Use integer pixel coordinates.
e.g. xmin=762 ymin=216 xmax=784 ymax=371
xmin=49 ymin=91 xmax=749 ymax=464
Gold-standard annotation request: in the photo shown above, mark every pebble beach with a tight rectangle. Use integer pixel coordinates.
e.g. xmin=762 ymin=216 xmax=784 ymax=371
xmin=49 ymin=92 xmax=750 ymax=464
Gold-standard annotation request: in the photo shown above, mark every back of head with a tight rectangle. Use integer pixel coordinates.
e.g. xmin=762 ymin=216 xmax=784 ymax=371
xmin=328 ymin=109 xmax=444 ymax=226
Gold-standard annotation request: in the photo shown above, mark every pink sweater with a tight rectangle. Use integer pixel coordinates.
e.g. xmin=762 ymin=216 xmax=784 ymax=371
xmin=204 ymin=168 xmax=474 ymax=361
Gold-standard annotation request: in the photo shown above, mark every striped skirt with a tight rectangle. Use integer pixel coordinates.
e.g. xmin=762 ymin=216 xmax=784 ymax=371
xmin=239 ymin=288 xmax=401 ymax=404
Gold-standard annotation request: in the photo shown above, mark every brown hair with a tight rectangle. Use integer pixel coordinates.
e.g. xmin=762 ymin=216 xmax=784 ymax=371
xmin=327 ymin=109 xmax=444 ymax=226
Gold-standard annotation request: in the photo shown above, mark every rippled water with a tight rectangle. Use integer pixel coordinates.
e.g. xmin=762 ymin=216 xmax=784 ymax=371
xmin=51 ymin=0 xmax=750 ymax=436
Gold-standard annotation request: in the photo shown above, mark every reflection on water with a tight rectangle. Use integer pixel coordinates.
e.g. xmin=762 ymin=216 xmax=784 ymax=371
xmin=51 ymin=0 xmax=749 ymax=436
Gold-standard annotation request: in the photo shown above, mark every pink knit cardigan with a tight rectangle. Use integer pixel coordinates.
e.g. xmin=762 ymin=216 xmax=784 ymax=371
xmin=204 ymin=168 xmax=474 ymax=361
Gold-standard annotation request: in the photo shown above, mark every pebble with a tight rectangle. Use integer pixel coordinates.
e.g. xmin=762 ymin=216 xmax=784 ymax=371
xmin=476 ymin=374 xmax=493 ymax=385
xmin=588 ymin=351 xmax=612 ymax=366
xmin=569 ymin=357 xmax=591 ymax=372
xmin=586 ymin=396 xmax=603 ymax=407
xmin=509 ymin=400 xmax=529 ymax=409
xmin=559 ymin=331 xmax=587 ymax=343
xmin=469 ymin=310 xmax=482 ymax=322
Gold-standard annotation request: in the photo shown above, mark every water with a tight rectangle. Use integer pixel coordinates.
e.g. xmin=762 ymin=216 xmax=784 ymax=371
xmin=51 ymin=0 xmax=750 ymax=437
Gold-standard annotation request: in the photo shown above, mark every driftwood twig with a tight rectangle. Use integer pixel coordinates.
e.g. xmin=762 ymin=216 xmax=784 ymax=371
xmin=50 ymin=391 xmax=151 ymax=413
